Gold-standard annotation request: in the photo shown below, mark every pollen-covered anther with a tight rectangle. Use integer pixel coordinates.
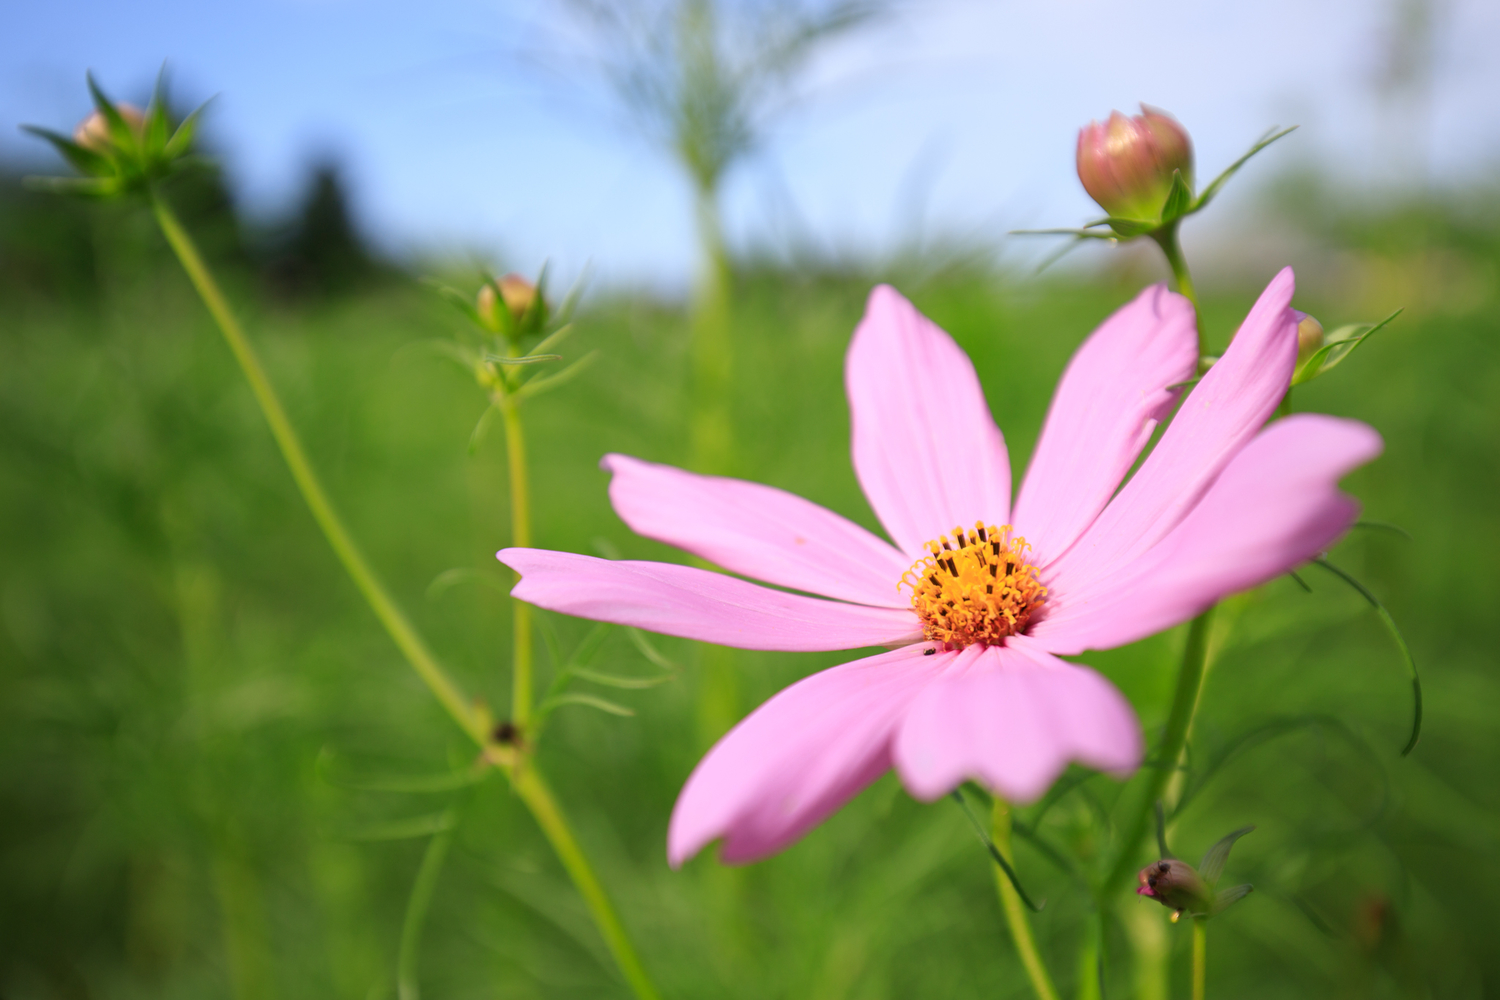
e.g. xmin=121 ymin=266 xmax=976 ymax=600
xmin=899 ymin=522 xmax=1046 ymax=650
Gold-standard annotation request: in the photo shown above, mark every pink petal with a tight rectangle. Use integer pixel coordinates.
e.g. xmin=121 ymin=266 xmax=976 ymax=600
xmin=498 ymin=548 xmax=920 ymax=652
xmin=893 ymin=638 xmax=1142 ymax=802
xmin=1031 ymin=414 xmax=1383 ymax=653
xmin=1044 ymin=268 xmax=1299 ymax=594
xmin=602 ymin=454 xmax=911 ymax=609
xmin=1012 ymin=284 xmax=1198 ymax=565
xmin=668 ymin=644 xmax=942 ymax=866
xmin=846 ymin=285 xmax=1012 ymax=559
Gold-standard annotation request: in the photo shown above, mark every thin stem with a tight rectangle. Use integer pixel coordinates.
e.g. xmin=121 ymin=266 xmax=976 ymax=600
xmin=510 ymin=764 xmax=662 ymax=1000
xmin=992 ymin=797 xmax=1061 ymax=1000
xmin=1191 ymin=917 xmax=1208 ymax=1000
xmin=154 ymin=192 xmax=662 ymax=999
xmin=397 ymin=816 xmax=456 ymax=1000
xmin=1103 ymin=608 xmax=1215 ymax=896
xmin=149 ymin=191 xmax=485 ymax=745
xmin=1075 ymin=909 xmax=1103 ymax=1000
xmin=1150 ymin=222 xmax=1202 ymax=354
xmin=498 ymin=394 xmax=534 ymax=727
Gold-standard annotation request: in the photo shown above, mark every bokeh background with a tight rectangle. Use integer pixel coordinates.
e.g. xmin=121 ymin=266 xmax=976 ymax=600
xmin=3 ymin=1 xmax=1498 ymax=998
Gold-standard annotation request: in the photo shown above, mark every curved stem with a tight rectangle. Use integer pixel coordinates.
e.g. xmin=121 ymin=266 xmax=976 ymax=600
xmin=992 ymin=797 xmax=1061 ymax=1000
xmin=1104 ymin=608 xmax=1215 ymax=896
xmin=398 ymin=814 xmax=456 ymax=1000
xmin=1191 ymin=917 xmax=1208 ymax=1000
xmin=497 ymin=394 xmax=534 ymax=727
xmin=149 ymin=191 xmax=485 ymax=745
xmin=1150 ymin=222 xmax=1202 ymax=354
xmin=511 ymin=764 xmax=661 ymax=1000
xmin=153 ymin=192 xmax=663 ymax=1000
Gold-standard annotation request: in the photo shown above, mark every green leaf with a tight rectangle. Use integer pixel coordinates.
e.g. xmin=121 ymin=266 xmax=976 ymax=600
xmin=517 ymin=350 xmax=598 ymax=399
xmin=1160 ymin=169 xmax=1193 ymax=223
xmin=398 ymin=815 xmax=456 ymax=1000
xmin=626 ymin=627 xmax=678 ymax=673
xmin=1192 ymin=125 xmax=1298 ymax=212
xmin=318 ymin=750 xmax=489 ymax=793
xmin=467 ymin=402 xmax=500 ymax=454
xmin=1009 ymin=226 xmax=1118 ymax=240
xmin=538 ymin=692 xmax=636 ymax=717
xmin=482 ymin=353 xmax=563 ymax=366
xmin=1353 ymin=520 xmax=1413 ymax=541
xmin=425 ymin=566 xmax=512 ymax=602
xmin=950 ymin=788 xmax=1044 ymax=912
xmin=420 ymin=277 xmax=486 ymax=328
xmin=1292 ymin=309 xmax=1401 ymax=385
xmin=568 ymin=666 xmax=674 ymax=690
xmin=528 ymin=322 xmax=576 ymax=358
xmin=1312 ymin=558 xmax=1422 ymax=755
xmin=21 ymin=174 xmax=122 ymax=199
xmin=1211 ymin=884 xmax=1254 ymax=915
xmin=1199 ymin=825 xmax=1254 ymax=885
xmin=344 ymin=811 xmax=457 ymax=841
xmin=1154 ymin=800 xmax=1173 ymax=859
xmin=20 ymin=125 xmax=111 ymax=176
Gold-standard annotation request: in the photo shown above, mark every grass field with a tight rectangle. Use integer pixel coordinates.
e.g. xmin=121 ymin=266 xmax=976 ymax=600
xmin=2 ymin=181 xmax=1498 ymax=999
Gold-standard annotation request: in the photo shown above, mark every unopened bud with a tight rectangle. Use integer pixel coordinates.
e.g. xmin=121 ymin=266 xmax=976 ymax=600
xmin=477 ymin=273 xmax=542 ymax=332
xmin=73 ymin=103 xmax=146 ymax=153
xmin=1295 ymin=313 xmax=1324 ymax=366
xmin=1136 ymin=859 xmax=1212 ymax=915
xmin=1076 ymin=105 xmax=1194 ymax=223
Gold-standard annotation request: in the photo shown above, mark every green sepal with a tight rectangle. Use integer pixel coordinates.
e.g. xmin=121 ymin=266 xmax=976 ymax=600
xmin=1210 ymin=884 xmax=1254 ymax=915
xmin=163 ymin=100 xmax=211 ymax=160
xmin=1291 ymin=309 xmax=1401 ymax=385
xmin=1192 ymin=125 xmax=1298 ymax=213
xmin=1160 ymin=169 xmax=1193 ymax=223
xmin=144 ymin=66 xmax=171 ymax=157
xmin=85 ymin=71 xmax=139 ymax=156
xmin=1199 ymin=825 xmax=1254 ymax=885
xmin=1104 ymin=217 xmax=1159 ymax=239
xmin=19 ymin=125 xmax=111 ymax=176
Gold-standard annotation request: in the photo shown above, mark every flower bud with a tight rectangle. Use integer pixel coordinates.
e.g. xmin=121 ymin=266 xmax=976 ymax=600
xmin=1076 ymin=105 xmax=1194 ymax=222
xmin=1136 ymin=859 xmax=1212 ymax=915
xmin=73 ymin=103 xmax=146 ymax=153
xmin=477 ymin=273 xmax=542 ymax=332
xmin=1295 ymin=313 xmax=1324 ymax=366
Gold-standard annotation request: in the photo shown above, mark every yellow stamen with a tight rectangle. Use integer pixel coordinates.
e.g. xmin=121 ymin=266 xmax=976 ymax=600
xmin=899 ymin=522 xmax=1046 ymax=650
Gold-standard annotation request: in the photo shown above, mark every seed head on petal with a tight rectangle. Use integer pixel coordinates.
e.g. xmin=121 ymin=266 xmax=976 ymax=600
xmin=1076 ymin=105 xmax=1194 ymax=223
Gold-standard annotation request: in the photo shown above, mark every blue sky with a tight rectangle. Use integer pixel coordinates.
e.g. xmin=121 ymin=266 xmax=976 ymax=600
xmin=5 ymin=0 xmax=1498 ymax=290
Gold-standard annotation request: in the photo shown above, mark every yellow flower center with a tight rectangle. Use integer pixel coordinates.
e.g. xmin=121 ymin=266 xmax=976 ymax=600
xmin=899 ymin=522 xmax=1047 ymax=650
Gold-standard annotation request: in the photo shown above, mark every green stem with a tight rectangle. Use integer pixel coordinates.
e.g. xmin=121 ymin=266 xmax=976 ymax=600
xmin=1075 ymin=910 xmax=1103 ymax=1000
xmin=511 ymin=764 xmax=661 ymax=1000
xmin=1103 ymin=608 xmax=1215 ymax=896
xmin=992 ymin=798 xmax=1060 ymax=1000
xmin=1191 ymin=917 xmax=1208 ymax=1000
xmin=1151 ymin=222 xmax=1202 ymax=354
xmin=497 ymin=394 xmax=534 ymax=727
xmin=149 ymin=191 xmax=485 ymax=745
xmin=154 ymin=192 xmax=662 ymax=999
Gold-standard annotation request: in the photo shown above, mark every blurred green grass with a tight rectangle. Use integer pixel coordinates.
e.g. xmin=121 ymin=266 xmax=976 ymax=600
xmin=2 ymin=181 xmax=1498 ymax=999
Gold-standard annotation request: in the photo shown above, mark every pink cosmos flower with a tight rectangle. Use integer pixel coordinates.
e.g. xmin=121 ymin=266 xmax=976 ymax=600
xmin=499 ymin=267 xmax=1381 ymax=866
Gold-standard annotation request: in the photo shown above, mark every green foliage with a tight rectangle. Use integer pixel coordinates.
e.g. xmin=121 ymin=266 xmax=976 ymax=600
xmin=2 ymin=182 xmax=1499 ymax=998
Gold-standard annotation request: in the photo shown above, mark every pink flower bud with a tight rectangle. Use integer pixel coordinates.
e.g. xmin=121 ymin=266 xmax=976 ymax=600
xmin=1295 ymin=313 xmax=1325 ymax=366
xmin=477 ymin=273 xmax=542 ymax=332
xmin=1136 ymin=859 xmax=1212 ymax=915
xmin=1076 ymin=105 xmax=1194 ymax=222
xmin=73 ymin=103 xmax=146 ymax=153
